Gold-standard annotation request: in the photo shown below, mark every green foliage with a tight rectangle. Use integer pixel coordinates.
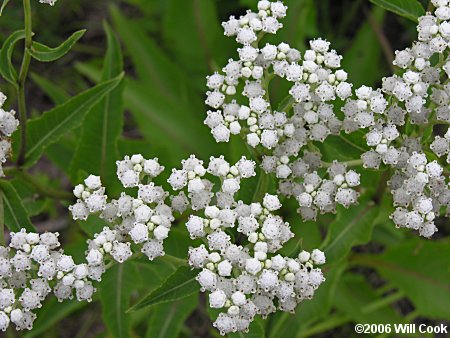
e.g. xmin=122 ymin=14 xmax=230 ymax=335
xmin=369 ymin=0 xmax=425 ymax=22
xmin=273 ymin=0 xmax=318 ymax=51
xmin=322 ymin=201 xmax=379 ymax=263
xmin=129 ymin=265 xmax=199 ymax=312
xmin=342 ymin=6 xmax=386 ymax=87
xmin=30 ymin=72 xmax=70 ymax=104
xmin=0 ymin=29 xmax=25 ymax=85
xmin=0 ymin=1 xmax=448 ymax=337
xmin=162 ymin=0 xmax=233 ymax=88
xmin=0 ymin=0 xmax=10 ymax=16
xmin=22 ymin=73 xmax=123 ymax=167
xmin=0 ymin=180 xmax=35 ymax=232
xmin=28 ymin=29 xmax=86 ymax=62
xmin=23 ymin=299 xmax=86 ymax=338
xmin=109 ymin=4 xmax=226 ymax=166
xmin=334 ymin=274 xmax=406 ymax=325
xmin=145 ymin=294 xmax=198 ymax=338
xmin=353 ymin=239 xmax=450 ymax=319
xmin=70 ymin=23 xmax=124 ymax=192
xmin=100 ymin=263 xmax=137 ymax=338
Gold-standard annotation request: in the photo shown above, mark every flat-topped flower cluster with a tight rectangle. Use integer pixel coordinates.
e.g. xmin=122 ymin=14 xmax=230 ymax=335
xmin=2 ymin=0 xmax=450 ymax=335
xmin=204 ymin=0 xmax=450 ymax=239
xmin=167 ymin=155 xmax=325 ymax=334
xmin=0 ymin=230 xmax=94 ymax=331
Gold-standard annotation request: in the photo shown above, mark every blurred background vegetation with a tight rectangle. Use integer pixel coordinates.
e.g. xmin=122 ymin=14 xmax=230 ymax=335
xmin=0 ymin=0 xmax=449 ymax=337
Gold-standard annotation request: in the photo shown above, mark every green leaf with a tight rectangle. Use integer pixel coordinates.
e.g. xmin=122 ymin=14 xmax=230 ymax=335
xmin=133 ymin=255 xmax=182 ymax=290
xmin=78 ymin=215 xmax=109 ymax=237
xmin=109 ymin=5 xmax=224 ymax=164
xmin=24 ymin=299 xmax=86 ymax=338
xmin=22 ymin=73 xmax=123 ymax=167
xmin=319 ymin=135 xmax=367 ymax=162
xmin=322 ymin=201 xmax=380 ymax=263
xmin=75 ymin=62 xmax=225 ymax=167
xmin=124 ymin=80 xmax=216 ymax=162
xmin=146 ymin=294 xmax=198 ymax=338
xmin=342 ymin=7 xmax=386 ymax=87
xmin=0 ymin=180 xmax=35 ymax=232
xmin=369 ymin=0 xmax=425 ymax=23
xmin=0 ymin=0 xmax=10 ymax=16
xmin=70 ymin=22 xmax=124 ymax=191
xmin=110 ymin=4 xmax=192 ymax=102
xmin=44 ymin=139 xmax=77 ymax=176
xmin=163 ymin=227 xmax=193 ymax=259
xmin=118 ymin=138 xmax=156 ymax=159
xmin=334 ymin=274 xmax=406 ymax=325
xmin=10 ymin=178 xmax=47 ymax=217
xmin=129 ymin=265 xmax=199 ymax=312
xmin=31 ymin=71 xmax=76 ymax=175
xmin=162 ymin=0 xmax=233 ymax=89
xmin=100 ymin=262 xmax=136 ymax=338
xmin=421 ymin=123 xmax=434 ymax=144
xmin=352 ymin=239 xmax=450 ymax=319
xmin=31 ymin=72 xmax=70 ymax=105
xmin=0 ymin=30 xmax=25 ymax=85
xmin=28 ymin=29 xmax=86 ymax=62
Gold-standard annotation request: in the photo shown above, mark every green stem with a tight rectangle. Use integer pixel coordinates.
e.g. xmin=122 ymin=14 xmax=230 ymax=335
xmin=244 ymin=139 xmax=263 ymax=165
xmin=296 ymin=290 xmax=405 ymax=338
xmin=374 ymin=283 xmax=395 ymax=296
xmin=253 ymin=170 xmax=270 ymax=202
xmin=361 ymin=290 xmax=405 ymax=314
xmin=4 ymin=167 xmax=73 ymax=201
xmin=339 ymin=135 xmax=367 ymax=152
xmin=432 ymin=120 xmax=450 ymax=125
xmin=321 ymin=159 xmax=364 ymax=168
xmin=16 ymin=0 xmax=32 ymax=166
xmin=405 ymin=310 xmax=419 ymax=322
xmin=0 ymin=193 xmax=4 ymax=246
xmin=296 ymin=314 xmax=350 ymax=338
xmin=104 ymin=252 xmax=185 ymax=273
xmin=20 ymin=170 xmax=73 ymax=200
xmin=278 ymin=95 xmax=295 ymax=113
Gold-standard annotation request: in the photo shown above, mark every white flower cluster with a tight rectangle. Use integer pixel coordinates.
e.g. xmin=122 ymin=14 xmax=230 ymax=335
xmin=430 ymin=128 xmax=450 ymax=161
xmin=205 ymin=15 xmax=350 ymax=149
xmin=388 ymin=149 xmax=444 ymax=238
xmin=205 ymin=0 xmax=450 ymax=237
xmin=261 ymin=153 xmax=361 ymax=219
xmin=0 ymin=155 xmax=173 ymax=332
xmin=8 ymin=0 xmax=450 ymax=334
xmin=341 ymin=0 xmax=450 ymax=237
xmin=296 ymin=161 xmax=360 ymax=219
xmin=168 ymin=155 xmax=256 ymax=211
xmin=204 ymin=1 xmax=361 ymax=221
xmin=0 ymin=92 xmax=19 ymax=177
xmin=168 ymin=156 xmax=325 ymax=335
xmin=70 ymin=155 xmax=174 ymax=263
xmin=0 ymin=229 xmax=95 ymax=332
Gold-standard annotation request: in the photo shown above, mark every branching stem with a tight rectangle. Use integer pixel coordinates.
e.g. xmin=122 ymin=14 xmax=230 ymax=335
xmin=16 ymin=0 xmax=33 ymax=166
xmin=253 ymin=169 xmax=270 ymax=202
